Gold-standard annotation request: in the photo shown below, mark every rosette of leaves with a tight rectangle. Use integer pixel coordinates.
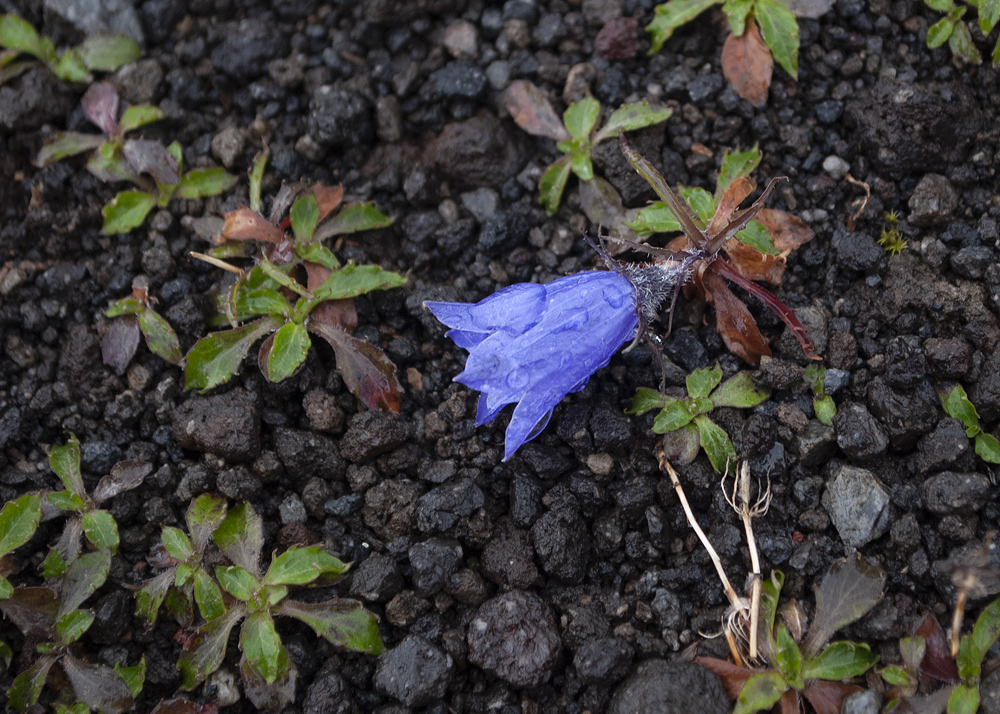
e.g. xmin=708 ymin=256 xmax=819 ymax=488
xmin=35 ymin=82 xmax=236 ymax=234
xmin=0 ymin=549 xmax=146 ymax=713
xmin=42 ymin=434 xmax=152 ymax=576
xmin=0 ymin=494 xmax=45 ymax=666
xmin=924 ymin=0 xmax=1000 ymax=66
xmin=803 ymin=365 xmax=836 ymax=426
xmin=177 ymin=502 xmax=383 ymax=710
xmin=623 ymin=140 xmax=817 ymax=365
xmin=186 ymin=158 xmax=405 ymax=411
xmin=134 ymin=493 xmax=228 ymax=629
xmin=699 ymin=554 xmax=886 ymax=714
xmin=629 ymin=366 xmax=770 ymax=473
xmin=645 ymin=0 xmax=810 ymax=107
xmin=0 ymin=13 xmax=139 ymax=86
xmin=102 ymin=279 xmax=181 ymax=374
xmin=939 ymin=384 xmax=1000 ymax=464
xmin=503 ymin=80 xmax=672 ymax=215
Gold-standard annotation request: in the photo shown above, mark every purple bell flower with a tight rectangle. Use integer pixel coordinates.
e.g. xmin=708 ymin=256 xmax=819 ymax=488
xmin=426 ymin=269 xmax=656 ymax=461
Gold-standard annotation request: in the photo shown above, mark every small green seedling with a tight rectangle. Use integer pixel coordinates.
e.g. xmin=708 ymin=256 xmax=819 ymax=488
xmin=803 ymin=365 xmax=836 ymax=426
xmin=940 ymin=384 xmax=1000 ymax=464
xmin=877 ymin=211 xmax=908 ymax=256
xmin=948 ymin=597 xmax=1000 ymax=714
xmin=628 ymin=366 xmax=770 ymax=473
xmin=134 ymin=493 xmax=228 ymax=629
xmin=103 ymin=280 xmax=181 ymax=374
xmin=43 ymin=434 xmax=152 ymax=575
xmin=185 ymin=154 xmax=405 ymax=411
xmin=700 ymin=554 xmax=886 ymax=714
xmin=503 ymin=80 xmax=672 ymax=215
xmin=0 ymin=13 xmax=139 ymax=86
xmin=35 ymin=82 xmax=236 ymax=234
xmin=924 ymin=0 xmax=1000 ymax=66
xmin=0 ymin=493 xmax=44 ymax=599
xmin=0 ymin=549 xmax=145 ymax=713
xmin=177 ymin=502 xmax=383 ymax=710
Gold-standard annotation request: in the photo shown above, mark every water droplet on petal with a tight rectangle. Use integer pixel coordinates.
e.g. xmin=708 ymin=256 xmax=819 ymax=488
xmin=603 ymin=284 xmax=625 ymax=309
xmin=505 ymin=368 xmax=529 ymax=391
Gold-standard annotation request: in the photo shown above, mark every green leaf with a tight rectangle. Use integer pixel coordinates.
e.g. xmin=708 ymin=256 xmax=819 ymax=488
xmin=183 ymin=316 xmax=281 ymax=393
xmin=978 ymin=0 xmax=1000 ymax=33
xmin=175 ymin=168 xmax=237 ymax=199
xmin=101 ymin=191 xmax=158 ymax=234
xmin=138 ymin=307 xmax=182 ymax=364
xmin=60 ymin=549 xmax=111 ymax=618
xmin=0 ymin=577 xmax=11 ymax=599
xmin=628 ymin=202 xmax=683 ymax=236
xmin=940 ymin=386 xmax=981 ymax=436
xmin=82 ymin=509 xmax=119 ymax=553
xmin=194 ymin=567 xmax=226 ymax=622
xmin=232 ymin=270 xmax=293 ymax=319
xmin=802 ymin=641 xmax=877 ymax=680
xmin=645 ymin=0 xmax=721 ymax=54
xmin=563 ymin=96 xmax=601 ymax=142
xmin=569 ymin=147 xmax=594 ymax=181
xmin=47 ymin=490 xmax=85 ymax=512
xmin=717 ymin=144 xmax=762 ymax=195
xmin=311 ymin=264 xmax=407 ymax=303
xmin=733 ymin=671 xmax=787 ymax=714
xmin=259 ymin=259 xmax=311 ymax=298
xmin=266 ymin=322 xmax=311 ymax=383
xmin=315 ymin=202 xmax=394 ymax=239
xmin=593 ymin=101 xmax=672 ymax=144
xmin=51 ymin=49 xmax=92 ymax=83
xmin=687 ymin=365 xmax=723 ymax=399
xmin=35 ymin=132 xmax=106 ymax=166
xmin=880 ymin=664 xmax=913 ymax=687
xmin=87 ymin=148 xmax=141 ymax=184
xmin=0 ymin=14 xmax=52 ymax=62
xmin=993 ymin=32 xmax=1000 ymax=65
xmin=105 ymin=297 xmax=143 ymax=317
xmin=275 ymin=598 xmax=385 ymax=654
xmin=296 ymin=241 xmax=339 ymax=269
xmin=759 ymin=570 xmax=784 ymax=661
xmin=927 ymin=16 xmax=956 ymax=47
xmin=161 ymin=526 xmax=193 ymax=561
xmin=956 ymin=633 xmax=979 ymax=681
xmin=737 ymin=220 xmax=779 ymax=255
xmin=899 ymin=635 xmax=926 ymax=672
xmin=40 ymin=549 xmax=67 ymax=579
xmin=925 ymin=0 xmax=955 ymax=11
xmin=815 ymin=395 xmax=837 ymax=426
xmin=249 ymin=150 xmax=268 ymax=213
xmin=49 ymin=434 xmax=85 ymax=497
xmin=755 ymin=0 xmax=800 ymax=77
xmin=185 ymin=493 xmax=228 ymax=551
xmin=652 ymin=400 xmax=695 ymax=432
xmin=175 ymin=562 xmax=193 ymax=586
xmin=215 ymin=566 xmax=259 ymax=601
xmin=116 ymin=105 xmax=164 ymax=135
xmin=948 ymin=683 xmax=980 ymax=714
xmin=56 ymin=609 xmax=95 ymax=643
xmin=710 ymin=371 xmax=770 ymax=408
xmin=976 ymin=432 xmax=1000 ymax=464
xmin=114 ymin=656 xmax=146 ymax=698
xmin=627 ymin=387 xmax=668 ymax=415
xmin=776 ymin=624 xmax=803 ymax=689
xmin=290 ymin=194 xmax=320 ymax=243
xmin=539 ymin=155 xmax=574 ymax=216
xmin=264 ymin=546 xmax=350 ymax=587
xmin=213 ymin=502 xmax=264 ymax=578
xmin=722 ymin=0 xmax=754 ymax=34
xmin=695 ymin=413 xmax=737 ymax=473
xmin=134 ymin=569 xmax=173 ymax=626
xmin=7 ymin=654 xmax=57 ymax=712
xmin=0 ymin=493 xmax=42 ymax=557
xmin=678 ymin=186 xmax=714 ymax=222
xmin=77 ymin=33 xmax=141 ymax=72
xmin=949 ymin=15 xmax=982 ymax=63
xmin=970 ymin=597 xmax=1000 ymax=667
xmin=178 ymin=606 xmax=245 ymax=689
xmin=802 ymin=553 xmax=886 ymax=658
xmin=241 ymin=610 xmax=288 ymax=684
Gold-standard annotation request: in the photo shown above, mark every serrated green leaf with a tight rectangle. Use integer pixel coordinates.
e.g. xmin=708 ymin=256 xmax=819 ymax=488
xmin=652 ymin=400 xmax=694 ymax=432
xmin=49 ymin=434 xmax=85 ymax=497
xmin=645 ymin=0 xmax=721 ymax=54
xmin=290 ymin=194 xmax=320 ymax=243
xmin=776 ymin=624 xmax=803 ymax=689
xmin=315 ymin=202 xmax=394 ymax=239
xmin=82 ymin=510 xmax=119 ymax=553
xmin=717 ymin=144 xmax=762 ymax=195
xmin=539 ymin=154 xmax=573 ymax=216
xmin=0 ymin=493 xmax=42 ymax=557
xmin=114 ymin=656 xmax=146 ymax=698
xmin=802 ymin=641 xmax=877 ymax=680
xmin=194 ymin=567 xmax=225 ymax=622
xmin=695 ymin=413 xmax=737 ymax=473
xmin=970 ymin=597 xmax=1000 ymax=667
xmin=178 ymin=606 xmax=245 ymax=689
xmin=105 ymin=297 xmax=143 ymax=317
xmin=259 ymin=258 xmax=311 ymax=298
xmin=51 ymin=48 xmax=91 ymax=83
xmin=186 ymin=493 xmax=228 ymax=551
xmin=35 ymin=132 xmax=105 ymax=166
xmin=758 ymin=570 xmax=784 ymax=661
xmin=678 ymin=185 xmax=714 ymax=222
xmin=134 ymin=569 xmax=173 ymax=626
xmin=949 ymin=15 xmax=982 ymax=63
xmin=956 ymin=633 xmax=979 ymax=681
xmin=138 ymin=307 xmax=182 ymax=364
xmin=77 ymin=33 xmax=140 ymax=72
xmin=265 ymin=322 xmax=311 ymax=383
xmin=880 ymin=664 xmax=912 ymax=687
xmin=47 ymin=490 xmax=85 ymax=512
xmin=183 ymin=316 xmax=281 ymax=393
xmin=925 ymin=0 xmax=955 ymax=11
xmin=7 ymin=654 xmax=56 ymax=712
xmin=733 ymin=671 xmax=787 ymax=714
xmin=628 ymin=202 xmax=682 ymax=236
xmin=737 ymin=220 xmax=779 ymax=255
xmin=175 ymin=562 xmax=193 ymax=586
xmin=978 ymin=0 xmax=1000 ymax=33
xmin=627 ymin=387 xmax=668 ymax=415
xmin=115 ymin=105 xmax=164 ymax=136
xmin=175 ymin=168 xmax=237 ymax=199
xmin=756 ymin=0 xmax=800 ymax=77
xmin=722 ymin=0 xmax=753 ymax=34
xmin=940 ymin=384 xmax=980 ymax=437
xmin=711 ymin=371 xmax=770 ymax=408
xmin=101 ymin=190 xmax=158 ymax=234
xmin=213 ymin=502 xmax=264 ymax=578
xmin=161 ymin=526 xmax=193 ymax=561
xmin=311 ymin=264 xmax=407 ymax=303
xmin=687 ymin=365 xmax=723 ymax=398
xmin=976 ymin=432 xmax=1000 ymax=463
xmin=215 ymin=565 xmax=259 ymax=601
xmin=40 ymin=549 xmax=67 ymax=579
xmin=593 ymin=101 xmax=672 ymax=144
xmin=241 ymin=610 xmax=288 ymax=684
xmin=264 ymin=546 xmax=349 ymax=587
xmin=948 ymin=683 xmax=980 ymax=714
xmin=275 ymin=598 xmax=384 ymax=654
xmin=927 ymin=16 xmax=956 ymax=47
xmin=87 ymin=149 xmax=140 ymax=184
xmin=815 ymin=395 xmax=837 ymax=425
xmin=59 ymin=549 xmax=111 ymax=619
xmin=296 ymin=241 xmax=340 ymax=269
xmin=563 ymin=96 xmax=601 ymax=142
xmin=56 ymin=609 xmax=95 ymax=643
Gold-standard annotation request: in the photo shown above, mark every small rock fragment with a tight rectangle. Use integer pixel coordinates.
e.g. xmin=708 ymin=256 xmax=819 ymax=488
xmin=821 ymin=465 xmax=891 ymax=548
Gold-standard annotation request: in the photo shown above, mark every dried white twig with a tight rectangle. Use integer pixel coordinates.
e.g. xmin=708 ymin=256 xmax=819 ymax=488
xmin=189 ymin=251 xmax=244 ymax=276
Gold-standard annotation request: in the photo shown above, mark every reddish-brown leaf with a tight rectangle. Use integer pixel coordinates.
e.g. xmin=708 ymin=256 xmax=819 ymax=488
xmin=721 ymin=21 xmax=773 ymax=109
xmin=695 ymin=657 xmax=753 ymax=700
xmin=779 ymin=689 xmax=800 ymax=714
xmin=257 ymin=332 xmax=275 ymax=376
xmin=705 ymin=269 xmax=771 ymax=365
xmin=755 ymin=208 xmax=815 ymax=254
xmin=802 ymin=681 xmax=862 ymax=714
xmin=503 ymin=80 xmax=571 ymax=142
xmin=102 ymin=314 xmax=141 ymax=375
xmin=81 ymin=81 xmax=120 ymax=136
xmin=309 ymin=322 xmax=402 ymax=413
xmin=221 ymin=207 xmax=287 ymax=244
xmin=724 ymin=239 xmax=786 ymax=285
xmin=123 ymin=138 xmax=181 ymax=185
xmin=310 ymin=183 xmax=344 ymax=224
xmin=311 ymin=300 xmax=358 ymax=333
xmin=304 ymin=263 xmax=330 ymax=292
xmin=594 ymin=17 xmax=639 ymax=60
xmin=708 ymin=176 xmax=754 ymax=238
xmin=915 ymin=613 xmax=959 ymax=683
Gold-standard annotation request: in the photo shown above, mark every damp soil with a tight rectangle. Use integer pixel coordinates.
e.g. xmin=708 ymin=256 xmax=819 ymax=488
xmin=0 ymin=0 xmax=999 ymax=712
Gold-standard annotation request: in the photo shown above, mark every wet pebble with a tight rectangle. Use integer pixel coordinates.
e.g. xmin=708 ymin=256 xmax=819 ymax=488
xmin=211 ymin=18 xmax=287 ymax=80
xmin=89 ymin=590 xmax=132 ymax=644
xmin=867 ymin=378 xmax=937 ymax=450
xmin=408 ymin=537 xmax=463 ymax=596
xmin=531 ymin=508 xmax=590 ymax=583
xmin=832 ymin=230 xmax=886 ymax=273
xmin=279 ymin=494 xmax=307 ymax=525
xmin=80 ymin=441 xmax=122 ymax=475
xmin=364 ymin=479 xmax=423 ymax=540
xmin=428 ymin=113 xmax=528 ymax=190
xmin=479 ymin=207 xmax=531 ymax=255
xmin=467 ymin=590 xmax=561 ymax=688
xmin=217 ymin=466 xmax=261 ymax=500
xmin=340 ymin=411 xmax=414 ymax=463
xmin=607 ymin=660 xmax=729 ymax=714
xmin=171 ymin=388 xmax=260 ymax=462
xmin=951 ymin=246 xmax=996 ymax=280
xmin=416 ymin=478 xmax=484 ymax=532
xmin=575 ymin=637 xmax=633 ymax=685
xmin=309 ymin=88 xmax=373 ymax=147
xmin=973 ymin=350 xmax=1000 ymax=423
xmin=924 ymin=337 xmax=972 ymax=378
xmin=821 ymin=465 xmax=890 ymax=547
xmin=421 ymin=61 xmax=487 ymax=101
xmin=460 ymin=188 xmax=500 ymax=222
xmin=920 ymin=472 xmax=990 ymax=515
xmin=274 ymin=427 xmax=346 ymax=484
xmin=834 ymin=403 xmax=889 ymax=461
xmin=792 ymin=421 xmax=838 ymax=467
xmin=303 ymin=658 xmax=352 ymax=714
xmin=374 ymin=636 xmax=452 ymax=708
xmin=914 ymin=418 xmax=971 ymax=474
xmin=482 ymin=521 xmax=538 ymax=589
xmin=349 ymin=553 xmax=403 ymax=603
xmin=908 ymin=174 xmax=959 ymax=227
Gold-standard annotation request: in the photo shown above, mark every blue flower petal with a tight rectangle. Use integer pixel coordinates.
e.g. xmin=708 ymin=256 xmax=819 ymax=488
xmin=424 ymin=282 xmax=545 ymax=335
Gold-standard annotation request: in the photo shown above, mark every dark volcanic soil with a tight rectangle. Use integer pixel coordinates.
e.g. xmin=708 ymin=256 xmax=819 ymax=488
xmin=0 ymin=0 xmax=999 ymax=712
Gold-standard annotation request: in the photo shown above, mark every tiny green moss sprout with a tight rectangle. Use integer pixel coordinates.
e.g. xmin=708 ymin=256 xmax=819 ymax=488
xmin=877 ymin=211 xmax=908 ymax=256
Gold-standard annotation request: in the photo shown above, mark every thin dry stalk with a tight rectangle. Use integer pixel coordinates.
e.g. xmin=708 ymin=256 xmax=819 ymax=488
xmin=844 ymin=173 xmax=870 ymax=231
xmin=189 ymin=251 xmax=244 ymax=276
xmin=951 ymin=585 xmax=968 ymax=659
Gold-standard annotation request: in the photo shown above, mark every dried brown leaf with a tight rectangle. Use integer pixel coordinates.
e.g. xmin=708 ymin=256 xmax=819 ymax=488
xmin=309 ymin=322 xmax=402 ymax=413
xmin=779 ymin=689 xmax=801 ymax=714
xmin=221 ymin=208 xmax=287 ymax=244
xmin=102 ymin=314 xmax=141 ymax=375
xmin=705 ymin=270 xmax=771 ymax=365
xmin=724 ymin=239 xmax=786 ymax=285
xmin=708 ymin=176 xmax=754 ymax=238
xmin=802 ymin=680 xmax=862 ymax=714
xmin=257 ymin=332 xmax=275 ymax=376
xmin=721 ymin=22 xmax=773 ymax=109
xmin=694 ymin=656 xmax=753 ymax=700
xmin=755 ymin=208 xmax=815 ymax=254
xmin=915 ymin=613 xmax=959 ymax=683
xmin=310 ymin=183 xmax=344 ymax=224
xmin=503 ymin=80 xmax=571 ymax=142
